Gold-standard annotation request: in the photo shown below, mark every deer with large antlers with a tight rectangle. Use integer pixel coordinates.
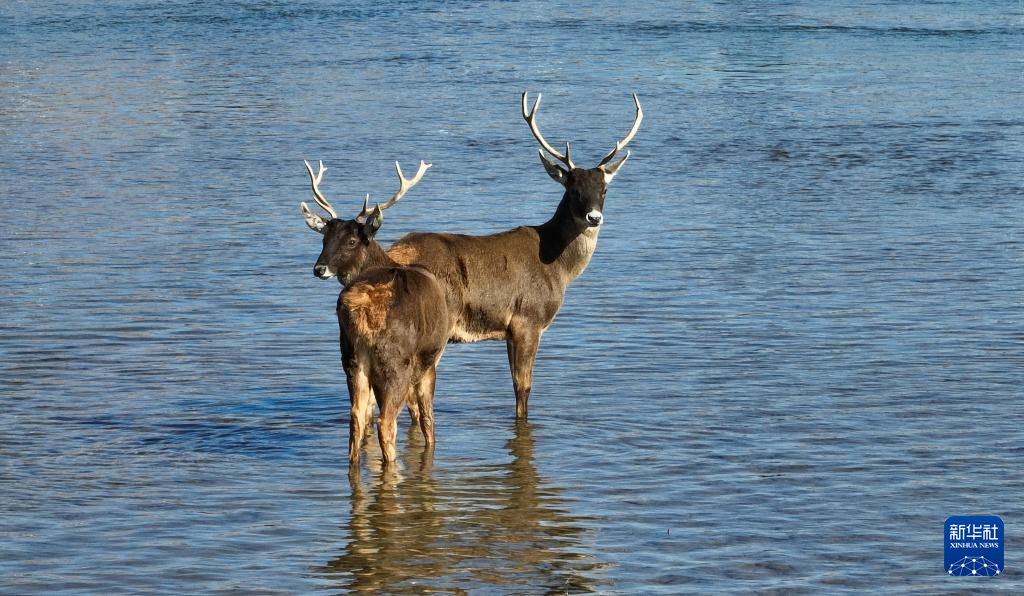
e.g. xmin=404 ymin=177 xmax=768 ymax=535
xmin=380 ymin=91 xmax=643 ymax=419
xmin=301 ymin=159 xmax=453 ymax=465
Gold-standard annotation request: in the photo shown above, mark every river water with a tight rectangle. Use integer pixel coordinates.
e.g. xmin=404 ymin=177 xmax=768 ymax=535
xmin=2 ymin=1 xmax=1022 ymax=593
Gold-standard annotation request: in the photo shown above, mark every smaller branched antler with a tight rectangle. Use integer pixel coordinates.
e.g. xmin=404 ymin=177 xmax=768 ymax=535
xmin=303 ymin=159 xmax=338 ymax=219
xmin=355 ymin=160 xmax=432 ymax=222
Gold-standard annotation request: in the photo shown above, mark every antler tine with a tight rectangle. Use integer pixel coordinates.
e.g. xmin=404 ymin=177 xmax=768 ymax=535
xmin=598 ymin=93 xmax=644 ymax=167
xmin=522 ymin=91 xmax=576 ymax=169
xmin=303 ymin=159 xmax=338 ymax=219
xmin=355 ymin=193 xmax=372 ymax=223
xmin=374 ymin=160 xmax=432 ymax=212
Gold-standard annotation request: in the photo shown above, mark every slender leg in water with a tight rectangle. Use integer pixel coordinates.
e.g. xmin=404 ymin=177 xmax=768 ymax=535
xmin=507 ymin=324 xmax=541 ymax=419
xmin=344 ymin=359 xmax=373 ymax=465
xmin=413 ymin=365 xmax=438 ymax=446
xmin=405 ymin=389 xmax=422 ymax=427
xmin=373 ymin=374 xmax=410 ymax=464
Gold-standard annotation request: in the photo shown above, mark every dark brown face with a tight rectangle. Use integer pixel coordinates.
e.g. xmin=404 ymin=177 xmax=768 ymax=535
xmin=313 ymin=214 xmax=382 ymax=285
xmin=540 ymin=154 xmax=614 ymax=229
xmin=563 ymin=168 xmax=608 ymax=228
xmin=524 ymin=90 xmax=638 ymax=230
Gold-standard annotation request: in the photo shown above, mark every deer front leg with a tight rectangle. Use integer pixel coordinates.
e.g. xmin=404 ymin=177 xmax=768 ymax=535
xmin=406 ymin=389 xmax=422 ymax=427
xmin=366 ymin=390 xmax=377 ymax=431
xmin=413 ymin=365 xmax=438 ymax=447
xmin=506 ymin=324 xmax=541 ymax=419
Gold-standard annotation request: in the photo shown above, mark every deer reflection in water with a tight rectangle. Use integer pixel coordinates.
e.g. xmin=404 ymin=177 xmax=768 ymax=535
xmin=318 ymin=421 xmax=608 ymax=593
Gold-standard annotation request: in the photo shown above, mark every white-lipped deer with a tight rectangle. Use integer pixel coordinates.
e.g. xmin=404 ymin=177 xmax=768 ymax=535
xmin=301 ymin=159 xmax=453 ymax=465
xmin=383 ymin=91 xmax=643 ymax=418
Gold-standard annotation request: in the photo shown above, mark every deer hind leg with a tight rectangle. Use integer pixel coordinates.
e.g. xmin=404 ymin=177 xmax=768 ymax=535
xmin=344 ymin=360 xmax=373 ymax=466
xmin=373 ymin=371 xmax=412 ymax=465
xmin=506 ymin=324 xmax=541 ymax=419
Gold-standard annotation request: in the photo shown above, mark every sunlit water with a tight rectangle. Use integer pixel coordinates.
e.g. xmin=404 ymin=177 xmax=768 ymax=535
xmin=2 ymin=1 xmax=1022 ymax=593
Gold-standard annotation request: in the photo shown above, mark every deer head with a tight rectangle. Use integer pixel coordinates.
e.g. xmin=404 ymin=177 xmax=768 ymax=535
xmin=300 ymin=159 xmax=431 ymax=285
xmin=522 ymin=91 xmax=642 ymax=229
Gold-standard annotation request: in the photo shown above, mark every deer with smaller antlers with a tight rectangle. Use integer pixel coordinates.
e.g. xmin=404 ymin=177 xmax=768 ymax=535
xmin=301 ymin=159 xmax=452 ymax=465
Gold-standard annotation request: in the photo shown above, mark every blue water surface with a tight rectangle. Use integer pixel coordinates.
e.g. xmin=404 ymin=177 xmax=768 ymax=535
xmin=1 ymin=1 xmax=1021 ymax=593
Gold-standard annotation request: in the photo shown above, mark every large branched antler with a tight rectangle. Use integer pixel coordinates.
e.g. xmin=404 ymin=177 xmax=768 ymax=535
xmin=355 ymin=160 xmax=432 ymax=222
xmin=522 ymin=91 xmax=576 ymax=170
xmin=597 ymin=93 xmax=643 ymax=169
xmin=303 ymin=159 xmax=338 ymax=219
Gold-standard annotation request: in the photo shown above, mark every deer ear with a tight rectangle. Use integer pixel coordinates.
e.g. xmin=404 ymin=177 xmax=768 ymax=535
xmin=360 ymin=205 xmax=383 ymax=241
xmin=539 ymin=151 xmax=568 ymax=187
xmin=301 ymin=202 xmax=327 ymax=233
xmin=599 ymin=150 xmax=630 ymax=183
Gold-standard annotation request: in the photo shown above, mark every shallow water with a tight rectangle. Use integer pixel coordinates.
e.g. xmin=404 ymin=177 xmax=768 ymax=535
xmin=1 ymin=0 xmax=1022 ymax=593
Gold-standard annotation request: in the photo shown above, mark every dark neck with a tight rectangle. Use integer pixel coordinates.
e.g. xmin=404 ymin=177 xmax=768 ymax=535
xmin=359 ymin=241 xmax=396 ymax=274
xmin=536 ymin=194 xmax=587 ymax=264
